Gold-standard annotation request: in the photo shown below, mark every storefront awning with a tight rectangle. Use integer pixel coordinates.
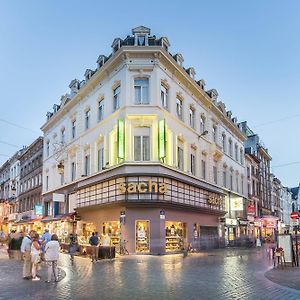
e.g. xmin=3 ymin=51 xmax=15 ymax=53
xmin=41 ymin=216 xmax=61 ymax=223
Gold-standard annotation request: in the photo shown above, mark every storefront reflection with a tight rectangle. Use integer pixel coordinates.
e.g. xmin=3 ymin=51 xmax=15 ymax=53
xmin=162 ymin=255 xmax=183 ymax=286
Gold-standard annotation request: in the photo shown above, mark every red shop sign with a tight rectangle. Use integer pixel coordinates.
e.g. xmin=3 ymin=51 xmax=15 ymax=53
xmin=247 ymin=204 xmax=255 ymax=215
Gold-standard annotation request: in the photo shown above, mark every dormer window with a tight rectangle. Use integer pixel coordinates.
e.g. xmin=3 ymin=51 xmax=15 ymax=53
xmin=69 ymin=79 xmax=80 ymax=96
xmin=111 ymin=38 xmax=122 ymax=52
xmin=174 ymin=53 xmax=184 ymax=67
xmin=53 ymin=104 xmax=60 ymax=113
xmin=137 ymin=35 xmax=146 ymax=46
xmin=132 ymin=26 xmax=150 ymax=46
xmin=97 ymin=55 xmax=107 ymax=68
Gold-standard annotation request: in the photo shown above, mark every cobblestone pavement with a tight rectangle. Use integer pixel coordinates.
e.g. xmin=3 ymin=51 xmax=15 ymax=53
xmin=1 ymin=246 xmax=300 ymax=300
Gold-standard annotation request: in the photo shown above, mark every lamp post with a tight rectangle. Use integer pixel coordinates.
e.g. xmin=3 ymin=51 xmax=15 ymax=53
xmin=198 ymin=130 xmax=208 ymax=140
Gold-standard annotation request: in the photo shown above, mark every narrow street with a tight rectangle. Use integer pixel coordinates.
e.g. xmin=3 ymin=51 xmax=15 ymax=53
xmin=1 ymin=247 xmax=300 ymax=300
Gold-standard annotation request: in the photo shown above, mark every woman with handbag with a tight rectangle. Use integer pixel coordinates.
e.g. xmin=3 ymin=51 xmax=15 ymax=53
xmin=31 ymin=233 xmax=41 ymax=281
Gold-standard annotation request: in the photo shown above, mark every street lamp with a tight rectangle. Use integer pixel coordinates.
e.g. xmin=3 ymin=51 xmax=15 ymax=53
xmin=198 ymin=130 xmax=208 ymax=140
xmin=57 ymin=161 xmax=65 ymax=174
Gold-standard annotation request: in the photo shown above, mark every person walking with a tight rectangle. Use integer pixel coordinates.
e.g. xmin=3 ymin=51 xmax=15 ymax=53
xmin=45 ymin=234 xmax=60 ymax=283
xmin=31 ymin=233 xmax=41 ymax=281
xmin=41 ymin=229 xmax=52 ymax=261
xmin=89 ymin=232 xmax=99 ymax=262
xmin=20 ymin=230 xmax=34 ymax=279
xmin=69 ymin=233 xmax=78 ymax=262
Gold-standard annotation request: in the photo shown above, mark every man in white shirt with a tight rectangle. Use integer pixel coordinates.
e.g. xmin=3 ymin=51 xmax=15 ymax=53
xmin=20 ymin=230 xmax=35 ymax=279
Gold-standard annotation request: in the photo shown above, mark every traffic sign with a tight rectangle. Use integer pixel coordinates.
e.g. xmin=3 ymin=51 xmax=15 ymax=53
xmin=291 ymin=219 xmax=299 ymax=226
xmin=291 ymin=212 xmax=299 ymax=219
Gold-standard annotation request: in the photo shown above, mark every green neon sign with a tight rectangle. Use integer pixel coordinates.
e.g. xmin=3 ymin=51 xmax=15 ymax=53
xmin=117 ymin=119 xmax=125 ymax=159
xmin=158 ymin=119 xmax=166 ymax=159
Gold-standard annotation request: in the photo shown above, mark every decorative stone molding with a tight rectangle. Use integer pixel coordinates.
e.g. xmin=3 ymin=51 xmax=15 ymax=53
xmin=176 ymin=91 xmax=184 ymax=101
xmin=161 ymin=79 xmax=170 ymax=89
xmin=83 ymin=144 xmax=90 ymax=151
xmin=98 ymin=93 xmax=104 ymax=102
xmin=84 ymin=105 xmax=91 ymax=113
xmin=177 ymin=134 xmax=185 ymax=142
xmin=112 ymin=80 xmax=121 ymax=90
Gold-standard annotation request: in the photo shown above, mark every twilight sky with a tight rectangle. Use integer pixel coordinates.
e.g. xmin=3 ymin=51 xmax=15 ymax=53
xmin=0 ymin=0 xmax=299 ymax=187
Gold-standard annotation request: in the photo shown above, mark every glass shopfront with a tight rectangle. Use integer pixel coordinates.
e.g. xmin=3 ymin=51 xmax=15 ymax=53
xmin=77 ymin=222 xmax=96 ymax=245
xmin=102 ymin=221 xmax=120 ymax=247
xmin=165 ymin=221 xmax=186 ymax=252
xmin=135 ymin=220 xmax=150 ymax=253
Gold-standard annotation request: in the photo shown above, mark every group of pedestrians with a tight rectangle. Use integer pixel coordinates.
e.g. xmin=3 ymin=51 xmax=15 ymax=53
xmin=20 ymin=229 xmax=60 ymax=283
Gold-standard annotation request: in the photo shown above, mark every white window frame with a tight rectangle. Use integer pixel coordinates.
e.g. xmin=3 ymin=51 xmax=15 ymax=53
xmin=98 ymin=100 xmax=104 ymax=122
xmin=134 ymin=78 xmax=149 ymax=104
xmin=84 ymin=154 xmax=90 ymax=176
xmin=85 ymin=110 xmax=90 ymax=130
xmin=71 ymin=162 xmax=76 ymax=181
xmin=177 ymin=146 xmax=184 ymax=170
xmin=213 ymin=165 xmax=218 ymax=184
xmin=200 ymin=115 xmax=206 ymax=133
xmin=176 ymin=98 xmax=183 ymax=120
xmin=134 ymin=129 xmax=150 ymax=161
xmin=113 ymin=86 xmax=121 ymax=111
xmin=189 ymin=108 xmax=195 ymax=129
xmin=97 ymin=147 xmax=104 ymax=171
xmin=190 ymin=153 xmax=195 ymax=175
xmin=71 ymin=120 xmax=76 ymax=139
xmin=161 ymin=85 xmax=168 ymax=109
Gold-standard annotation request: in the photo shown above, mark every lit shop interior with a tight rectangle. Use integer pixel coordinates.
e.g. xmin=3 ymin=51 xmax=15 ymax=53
xmin=136 ymin=220 xmax=150 ymax=253
xmin=165 ymin=221 xmax=186 ymax=252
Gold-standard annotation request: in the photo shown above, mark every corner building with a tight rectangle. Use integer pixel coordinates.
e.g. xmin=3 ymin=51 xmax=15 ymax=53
xmin=41 ymin=26 xmax=247 ymax=254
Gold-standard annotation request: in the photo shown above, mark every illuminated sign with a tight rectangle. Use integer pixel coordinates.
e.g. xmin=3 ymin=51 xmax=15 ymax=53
xmin=118 ymin=179 xmax=167 ymax=194
xmin=158 ymin=119 xmax=166 ymax=159
xmin=207 ymin=195 xmax=222 ymax=206
xmin=230 ymin=197 xmax=244 ymax=211
xmin=34 ymin=205 xmax=43 ymax=216
xmin=117 ymin=119 xmax=125 ymax=159
xmin=225 ymin=218 xmax=238 ymax=226
xmin=247 ymin=204 xmax=255 ymax=215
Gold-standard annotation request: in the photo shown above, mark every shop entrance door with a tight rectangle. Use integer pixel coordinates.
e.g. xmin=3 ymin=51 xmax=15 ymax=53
xmin=165 ymin=221 xmax=186 ymax=252
xmin=135 ymin=220 xmax=150 ymax=253
xmin=102 ymin=221 xmax=120 ymax=247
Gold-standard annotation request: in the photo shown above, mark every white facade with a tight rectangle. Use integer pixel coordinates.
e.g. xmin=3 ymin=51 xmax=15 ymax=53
xmin=41 ymin=27 xmax=247 ymax=223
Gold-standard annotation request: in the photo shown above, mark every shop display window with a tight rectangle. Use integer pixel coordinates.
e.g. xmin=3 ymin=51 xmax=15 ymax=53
xmin=165 ymin=221 xmax=186 ymax=252
xmin=136 ymin=220 xmax=150 ymax=253
xmin=77 ymin=222 xmax=96 ymax=245
xmin=102 ymin=221 xmax=120 ymax=246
